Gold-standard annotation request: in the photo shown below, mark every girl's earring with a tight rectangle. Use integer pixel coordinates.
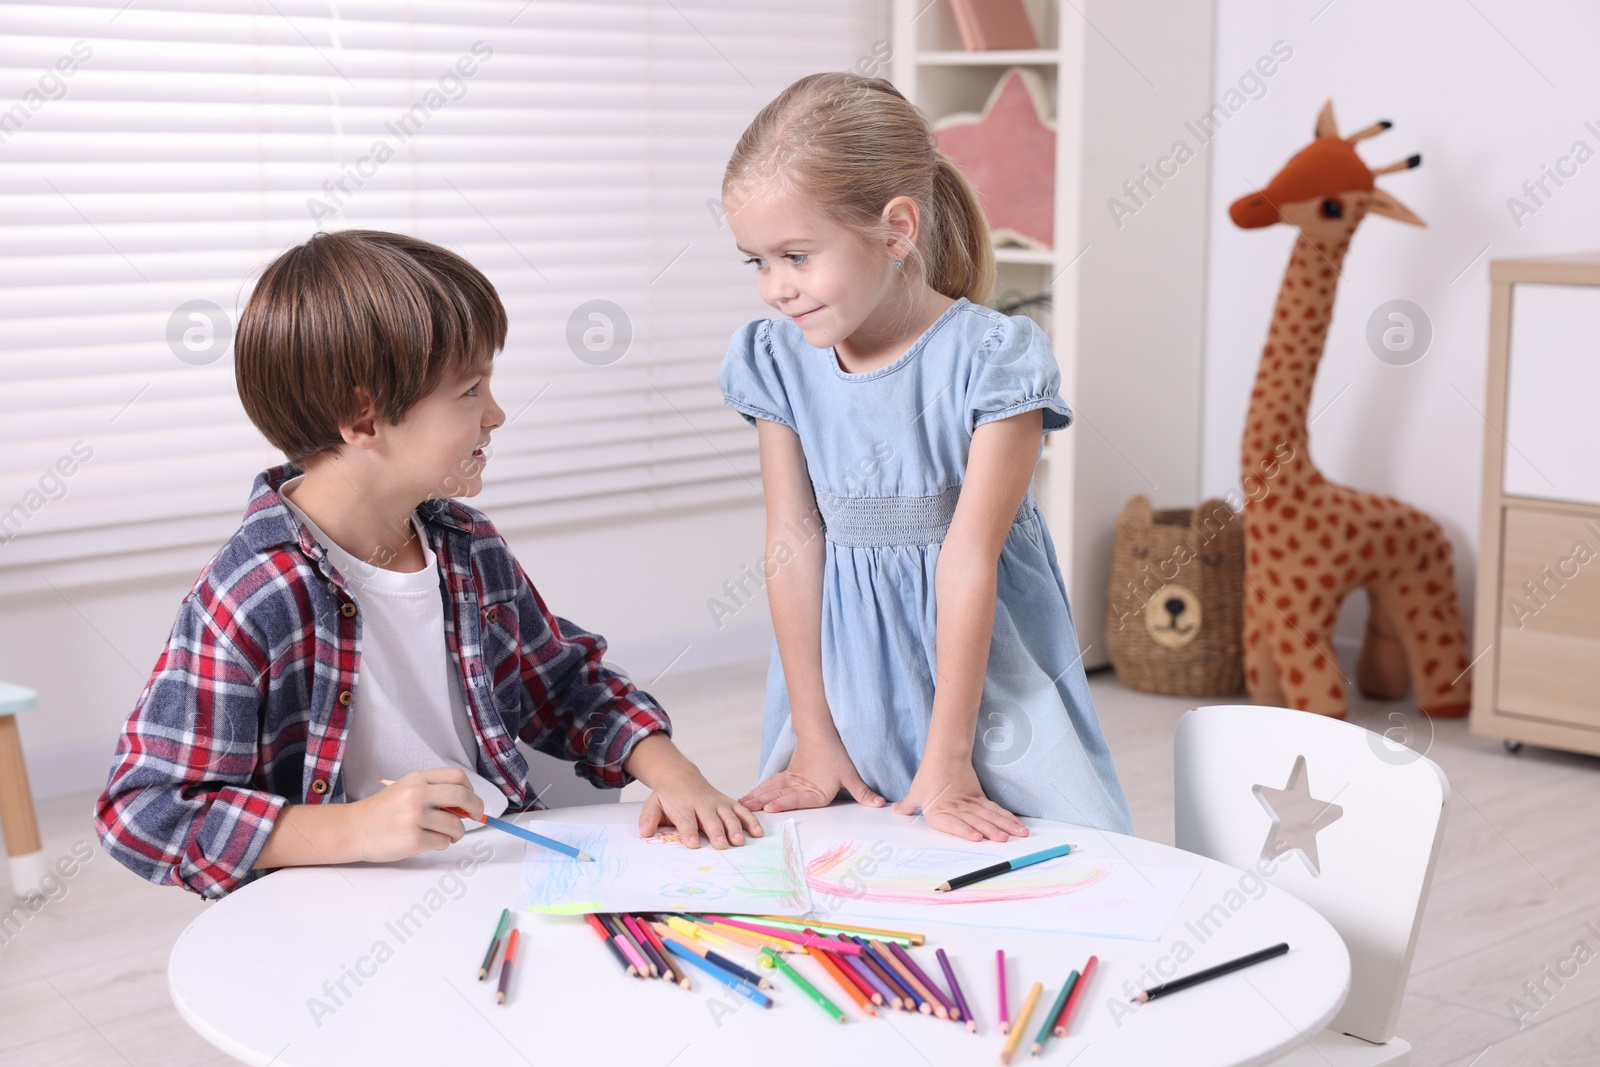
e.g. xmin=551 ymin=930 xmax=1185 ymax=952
xmin=893 ymin=259 xmax=903 ymax=269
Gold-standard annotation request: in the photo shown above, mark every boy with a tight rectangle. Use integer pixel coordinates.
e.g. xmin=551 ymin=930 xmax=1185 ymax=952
xmin=96 ymin=230 xmax=760 ymax=898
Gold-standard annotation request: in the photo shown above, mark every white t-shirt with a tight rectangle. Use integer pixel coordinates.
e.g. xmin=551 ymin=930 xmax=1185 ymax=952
xmin=279 ymin=477 xmax=509 ymax=819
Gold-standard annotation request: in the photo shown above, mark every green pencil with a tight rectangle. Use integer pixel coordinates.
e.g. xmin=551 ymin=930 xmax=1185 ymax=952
xmin=760 ymin=948 xmax=846 ymax=1024
xmin=477 ymin=908 xmax=510 ymax=980
xmin=1031 ymin=971 xmax=1079 ymax=1056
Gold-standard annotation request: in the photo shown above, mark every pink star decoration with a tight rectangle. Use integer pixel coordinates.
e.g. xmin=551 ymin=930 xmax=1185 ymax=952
xmin=934 ymin=68 xmax=1056 ymax=250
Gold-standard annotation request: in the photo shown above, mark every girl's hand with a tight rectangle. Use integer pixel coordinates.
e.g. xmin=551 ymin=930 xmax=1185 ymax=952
xmin=890 ymin=758 xmax=1029 ymax=843
xmin=740 ymin=735 xmax=886 ymax=814
xmin=639 ymin=769 xmax=764 ymax=850
xmin=351 ymin=768 xmax=485 ymax=862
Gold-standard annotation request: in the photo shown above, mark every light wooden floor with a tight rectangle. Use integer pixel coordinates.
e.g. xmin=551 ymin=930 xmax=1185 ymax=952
xmin=4 ymin=661 xmax=1598 ymax=1065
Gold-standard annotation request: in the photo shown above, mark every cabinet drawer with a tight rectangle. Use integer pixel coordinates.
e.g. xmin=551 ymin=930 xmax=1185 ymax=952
xmin=1497 ymin=507 xmax=1600 ymax=728
xmin=1505 ymin=284 xmax=1600 ymax=506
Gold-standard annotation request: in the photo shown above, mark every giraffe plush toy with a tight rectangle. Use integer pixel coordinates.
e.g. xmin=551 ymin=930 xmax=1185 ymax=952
xmin=1231 ymin=101 xmax=1470 ymax=719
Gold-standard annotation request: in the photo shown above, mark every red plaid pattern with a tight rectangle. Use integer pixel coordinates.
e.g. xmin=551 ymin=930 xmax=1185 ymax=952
xmin=95 ymin=464 xmax=670 ymax=898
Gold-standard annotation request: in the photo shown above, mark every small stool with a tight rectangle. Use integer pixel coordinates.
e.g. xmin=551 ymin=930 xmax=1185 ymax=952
xmin=0 ymin=681 xmax=46 ymax=898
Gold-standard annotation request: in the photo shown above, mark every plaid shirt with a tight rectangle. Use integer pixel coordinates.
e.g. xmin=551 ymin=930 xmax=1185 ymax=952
xmin=95 ymin=463 xmax=670 ymax=899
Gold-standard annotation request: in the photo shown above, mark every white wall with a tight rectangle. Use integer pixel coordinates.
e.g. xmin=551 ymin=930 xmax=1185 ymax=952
xmin=1203 ymin=0 xmax=1600 ymax=643
xmin=4 ymin=501 xmax=771 ymax=800
xmin=1071 ymin=0 xmax=1217 ymax=662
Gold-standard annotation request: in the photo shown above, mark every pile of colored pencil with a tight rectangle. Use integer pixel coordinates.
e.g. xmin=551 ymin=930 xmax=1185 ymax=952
xmin=486 ymin=905 xmax=1101 ymax=1053
xmin=575 ymin=912 xmax=1000 ymax=1030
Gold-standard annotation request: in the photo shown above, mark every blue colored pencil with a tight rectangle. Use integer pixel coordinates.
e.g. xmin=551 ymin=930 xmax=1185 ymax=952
xmin=856 ymin=936 xmax=923 ymax=1010
xmin=377 ymin=780 xmax=592 ymax=861
xmin=705 ymin=948 xmax=772 ymax=991
xmin=934 ymin=842 xmax=1074 ymax=892
xmin=662 ymin=939 xmax=773 ymax=1007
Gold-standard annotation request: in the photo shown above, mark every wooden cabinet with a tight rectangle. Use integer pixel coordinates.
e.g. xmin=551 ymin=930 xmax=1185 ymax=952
xmin=1472 ymin=256 xmax=1600 ymax=755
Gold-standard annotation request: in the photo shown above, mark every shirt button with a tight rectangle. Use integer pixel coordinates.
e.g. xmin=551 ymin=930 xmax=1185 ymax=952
xmin=486 ymin=606 xmax=498 ymax=623
xmin=310 ymin=778 xmax=329 ymax=795
xmin=338 ymin=690 xmax=353 ymax=706
xmin=340 ymin=602 xmax=357 ymax=618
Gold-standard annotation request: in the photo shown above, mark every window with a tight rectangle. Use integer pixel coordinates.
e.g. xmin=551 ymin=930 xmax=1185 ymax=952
xmin=0 ymin=0 xmax=879 ymax=592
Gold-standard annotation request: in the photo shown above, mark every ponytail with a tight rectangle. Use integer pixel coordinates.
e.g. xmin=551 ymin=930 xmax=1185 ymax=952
xmin=927 ymin=154 xmax=995 ymax=304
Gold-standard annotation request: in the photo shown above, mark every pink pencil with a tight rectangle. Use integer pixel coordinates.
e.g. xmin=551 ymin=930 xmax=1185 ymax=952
xmin=997 ymin=949 xmax=1010 ymax=1035
xmin=703 ymin=916 xmax=863 ymax=956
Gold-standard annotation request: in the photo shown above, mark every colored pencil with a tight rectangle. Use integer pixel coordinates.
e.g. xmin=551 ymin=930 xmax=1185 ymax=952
xmin=1031 ymin=972 xmax=1077 ymax=1057
xmin=604 ymin=916 xmax=652 ymax=978
xmin=698 ymin=920 xmax=800 ymax=953
xmin=1001 ymin=982 xmax=1042 ymax=1063
xmin=938 ymin=948 xmax=976 ymax=1033
xmin=1132 ymin=943 xmax=1289 ymax=1003
xmin=622 ymin=914 xmax=668 ymax=980
xmin=859 ymin=937 xmax=921 ymax=1011
xmin=583 ymin=913 xmax=635 ymax=976
xmin=814 ymin=941 xmax=878 ymax=1006
xmin=935 ymin=843 xmax=1074 ymax=893
xmin=760 ymin=949 xmax=846 ymax=1024
xmin=665 ymin=915 xmax=716 ymax=944
xmin=812 ymin=947 xmax=875 ymax=1016
xmin=376 ymin=779 xmax=591 ymax=860
xmin=1054 ymin=955 xmax=1097 ymax=1036
xmin=889 ymin=942 xmax=957 ymax=1019
xmin=838 ymin=949 xmax=892 ymax=1006
xmin=997 ymin=950 xmax=1010 ymax=1034
xmin=736 ymin=916 xmax=925 ymax=946
xmin=496 ymin=929 xmax=519 ymax=1005
xmin=663 ymin=939 xmax=773 ymax=1007
xmin=452 ymin=809 xmax=593 ymax=861
xmin=656 ymin=928 xmax=765 ymax=991
xmin=706 ymin=916 xmax=859 ymax=955
xmin=633 ymin=915 xmax=684 ymax=986
xmin=876 ymin=940 xmax=936 ymax=1015
xmin=602 ymin=914 xmax=654 ymax=978
xmin=850 ymin=938 xmax=907 ymax=1009
xmin=477 ymin=908 xmax=510 ymax=980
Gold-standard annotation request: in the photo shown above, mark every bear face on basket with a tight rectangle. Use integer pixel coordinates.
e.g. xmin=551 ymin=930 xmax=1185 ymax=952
xmin=1105 ymin=495 xmax=1246 ymax=696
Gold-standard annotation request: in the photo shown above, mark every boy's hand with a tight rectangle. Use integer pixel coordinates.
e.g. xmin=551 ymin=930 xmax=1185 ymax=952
xmin=638 ymin=770 xmax=764 ymax=850
xmin=890 ymin=757 xmax=1028 ymax=843
xmin=351 ymin=768 xmax=485 ymax=862
xmin=739 ymin=734 xmax=885 ymax=814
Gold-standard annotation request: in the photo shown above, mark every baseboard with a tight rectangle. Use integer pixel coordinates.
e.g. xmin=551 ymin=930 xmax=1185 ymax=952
xmin=26 ymin=618 xmax=774 ymax=803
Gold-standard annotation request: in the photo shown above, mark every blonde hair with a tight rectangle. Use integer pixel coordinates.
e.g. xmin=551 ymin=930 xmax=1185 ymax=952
xmin=723 ymin=72 xmax=995 ymax=306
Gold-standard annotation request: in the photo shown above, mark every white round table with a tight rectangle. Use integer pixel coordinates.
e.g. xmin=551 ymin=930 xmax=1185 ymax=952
xmin=169 ymin=803 xmax=1348 ymax=1066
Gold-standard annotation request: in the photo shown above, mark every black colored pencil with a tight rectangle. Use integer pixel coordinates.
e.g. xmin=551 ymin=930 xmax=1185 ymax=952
xmin=1131 ymin=942 xmax=1289 ymax=1003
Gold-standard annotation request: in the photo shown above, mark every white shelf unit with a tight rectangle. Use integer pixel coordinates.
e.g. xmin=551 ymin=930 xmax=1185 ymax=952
xmin=892 ymin=0 xmax=1217 ymax=669
xmin=891 ymin=0 xmax=1092 ymax=650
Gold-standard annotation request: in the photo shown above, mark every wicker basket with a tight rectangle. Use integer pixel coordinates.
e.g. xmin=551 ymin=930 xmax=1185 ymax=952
xmin=1104 ymin=495 xmax=1245 ymax=696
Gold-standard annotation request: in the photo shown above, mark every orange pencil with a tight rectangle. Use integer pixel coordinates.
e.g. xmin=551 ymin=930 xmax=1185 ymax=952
xmin=811 ymin=947 xmax=875 ymax=1017
xmin=495 ymin=929 xmax=519 ymax=1005
xmin=815 ymin=944 xmax=881 ymax=1009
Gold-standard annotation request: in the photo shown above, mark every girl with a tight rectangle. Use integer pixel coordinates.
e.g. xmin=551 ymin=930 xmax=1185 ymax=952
xmin=718 ymin=73 xmax=1131 ymax=842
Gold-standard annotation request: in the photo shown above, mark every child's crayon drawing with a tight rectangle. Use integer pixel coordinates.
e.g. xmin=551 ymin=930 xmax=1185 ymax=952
xmin=515 ymin=819 xmax=811 ymax=916
xmin=802 ymin=837 xmax=1200 ymax=941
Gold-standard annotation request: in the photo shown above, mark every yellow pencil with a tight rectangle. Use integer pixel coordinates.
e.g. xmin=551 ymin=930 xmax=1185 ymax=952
xmin=1000 ymin=982 xmax=1042 ymax=1064
xmin=745 ymin=916 xmax=926 ymax=946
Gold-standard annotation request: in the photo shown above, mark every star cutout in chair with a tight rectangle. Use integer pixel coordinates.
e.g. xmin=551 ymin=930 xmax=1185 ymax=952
xmin=1252 ymin=754 xmax=1344 ymax=876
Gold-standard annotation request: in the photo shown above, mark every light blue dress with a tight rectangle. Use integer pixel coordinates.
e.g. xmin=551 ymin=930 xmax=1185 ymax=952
xmin=718 ymin=297 xmax=1132 ymax=834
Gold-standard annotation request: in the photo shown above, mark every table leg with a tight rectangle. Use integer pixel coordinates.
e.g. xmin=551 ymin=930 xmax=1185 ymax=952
xmin=0 ymin=714 xmax=46 ymax=898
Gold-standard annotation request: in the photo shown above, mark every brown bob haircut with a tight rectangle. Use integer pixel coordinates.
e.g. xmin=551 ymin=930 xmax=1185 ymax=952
xmin=235 ymin=229 xmax=508 ymax=465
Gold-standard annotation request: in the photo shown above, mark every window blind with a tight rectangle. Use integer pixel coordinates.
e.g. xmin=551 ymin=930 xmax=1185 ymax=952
xmin=0 ymin=0 xmax=877 ymax=593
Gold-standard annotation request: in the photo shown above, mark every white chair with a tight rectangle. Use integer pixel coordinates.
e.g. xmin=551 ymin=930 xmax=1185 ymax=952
xmin=1174 ymin=705 xmax=1449 ymax=1066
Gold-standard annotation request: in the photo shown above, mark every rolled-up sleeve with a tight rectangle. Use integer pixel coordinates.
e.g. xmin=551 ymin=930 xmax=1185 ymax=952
xmin=94 ymin=590 xmax=286 ymax=899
